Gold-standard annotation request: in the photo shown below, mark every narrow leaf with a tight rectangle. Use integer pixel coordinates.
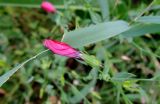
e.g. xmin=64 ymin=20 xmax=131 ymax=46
xmin=137 ymin=16 xmax=160 ymax=24
xmin=111 ymin=72 xmax=136 ymax=82
xmin=69 ymin=69 xmax=98 ymax=103
xmin=0 ymin=59 xmax=31 ymax=87
xmin=63 ymin=21 xmax=129 ymax=47
xmin=121 ymin=23 xmax=160 ymax=38
xmin=97 ymin=0 xmax=110 ymax=21
xmin=0 ymin=49 xmax=48 ymax=87
xmin=89 ymin=10 xmax=102 ymax=24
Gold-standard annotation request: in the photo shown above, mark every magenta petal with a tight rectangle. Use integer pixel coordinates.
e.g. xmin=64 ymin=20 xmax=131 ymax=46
xmin=41 ymin=1 xmax=56 ymax=13
xmin=43 ymin=39 xmax=80 ymax=58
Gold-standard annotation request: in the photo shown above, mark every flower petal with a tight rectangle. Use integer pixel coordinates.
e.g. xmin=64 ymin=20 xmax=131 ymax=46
xmin=43 ymin=39 xmax=80 ymax=58
xmin=41 ymin=1 xmax=56 ymax=13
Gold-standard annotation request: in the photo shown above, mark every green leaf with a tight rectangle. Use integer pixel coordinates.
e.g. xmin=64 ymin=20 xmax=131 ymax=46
xmin=63 ymin=20 xmax=129 ymax=47
xmin=0 ymin=50 xmax=48 ymax=87
xmin=137 ymin=16 xmax=160 ymax=24
xmin=69 ymin=69 xmax=98 ymax=103
xmin=121 ymin=23 xmax=160 ymax=38
xmin=111 ymin=72 xmax=136 ymax=82
xmin=0 ymin=60 xmax=30 ymax=87
xmin=84 ymin=67 xmax=98 ymax=80
xmin=89 ymin=10 xmax=102 ymax=24
xmin=97 ymin=0 xmax=110 ymax=21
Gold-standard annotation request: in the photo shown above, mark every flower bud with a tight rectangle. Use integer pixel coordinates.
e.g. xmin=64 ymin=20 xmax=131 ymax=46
xmin=41 ymin=1 xmax=56 ymax=13
xmin=43 ymin=39 xmax=81 ymax=58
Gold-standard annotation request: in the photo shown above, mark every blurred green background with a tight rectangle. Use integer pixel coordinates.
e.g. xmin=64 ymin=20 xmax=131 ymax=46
xmin=0 ymin=0 xmax=160 ymax=104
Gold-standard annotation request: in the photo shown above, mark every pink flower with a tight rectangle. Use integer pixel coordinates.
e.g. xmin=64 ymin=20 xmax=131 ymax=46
xmin=43 ymin=39 xmax=81 ymax=58
xmin=41 ymin=1 xmax=56 ymax=13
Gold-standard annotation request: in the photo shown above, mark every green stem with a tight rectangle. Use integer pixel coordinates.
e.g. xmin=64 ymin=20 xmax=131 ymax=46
xmin=0 ymin=3 xmax=99 ymax=11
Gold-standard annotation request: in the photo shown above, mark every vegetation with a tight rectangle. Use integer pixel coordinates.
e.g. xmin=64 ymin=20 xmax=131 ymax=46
xmin=0 ymin=0 xmax=160 ymax=103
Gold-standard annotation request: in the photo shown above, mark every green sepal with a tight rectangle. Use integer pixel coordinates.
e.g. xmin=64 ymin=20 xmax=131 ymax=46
xmin=81 ymin=53 xmax=101 ymax=68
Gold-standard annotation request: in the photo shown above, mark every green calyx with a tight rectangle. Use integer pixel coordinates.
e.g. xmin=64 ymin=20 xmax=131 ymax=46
xmin=80 ymin=53 xmax=101 ymax=68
